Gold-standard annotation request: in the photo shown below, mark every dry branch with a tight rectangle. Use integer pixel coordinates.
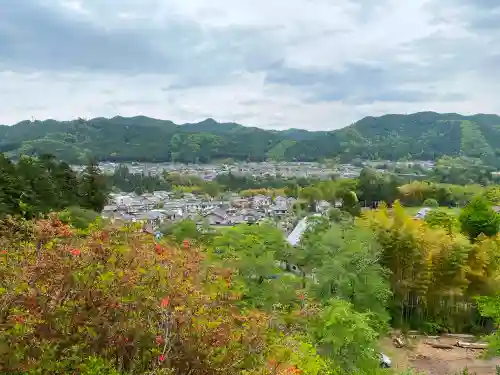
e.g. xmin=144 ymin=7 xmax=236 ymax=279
xmin=424 ymin=341 xmax=454 ymax=349
xmin=455 ymin=341 xmax=488 ymax=349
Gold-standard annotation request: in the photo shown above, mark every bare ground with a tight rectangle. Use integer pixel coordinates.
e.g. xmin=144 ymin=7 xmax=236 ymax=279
xmin=380 ymin=335 xmax=500 ymax=375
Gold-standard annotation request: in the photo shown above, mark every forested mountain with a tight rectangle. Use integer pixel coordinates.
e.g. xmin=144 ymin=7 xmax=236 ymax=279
xmin=1 ymin=112 xmax=500 ymax=164
xmin=287 ymin=112 xmax=500 ymax=164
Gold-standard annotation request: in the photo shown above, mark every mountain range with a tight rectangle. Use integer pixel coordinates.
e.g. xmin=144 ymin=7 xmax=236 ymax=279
xmin=1 ymin=111 xmax=499 ymax=164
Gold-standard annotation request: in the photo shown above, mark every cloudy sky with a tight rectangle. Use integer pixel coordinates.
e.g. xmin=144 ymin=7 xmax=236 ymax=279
xmin=0 ymin=0 xmax=498 ymax=130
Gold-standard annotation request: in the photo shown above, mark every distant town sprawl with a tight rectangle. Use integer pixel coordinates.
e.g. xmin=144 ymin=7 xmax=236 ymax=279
xmin=88 ymin=160 xmax=438 ymax=235
xmin=71 ymin=160 xmax=437 ymax=180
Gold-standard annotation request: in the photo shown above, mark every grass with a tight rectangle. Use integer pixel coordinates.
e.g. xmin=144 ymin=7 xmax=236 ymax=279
xmin=401 ymin=206 xmax=463 ymax=234
xmin=212 ymin=225 xmax=235 ymax=233
xmin=402 ymin=206 xmax=461 ymax=217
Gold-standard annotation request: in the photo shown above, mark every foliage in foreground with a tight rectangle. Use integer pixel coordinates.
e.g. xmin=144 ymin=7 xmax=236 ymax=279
xmin=0 ymin=215 xmax=363 ymax=375
xmin=477 ymin=293 xmax=500 ymax=356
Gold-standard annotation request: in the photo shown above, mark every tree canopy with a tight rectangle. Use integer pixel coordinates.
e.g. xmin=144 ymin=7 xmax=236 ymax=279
xmin=0 ymin=154 xmax=108 ymax=219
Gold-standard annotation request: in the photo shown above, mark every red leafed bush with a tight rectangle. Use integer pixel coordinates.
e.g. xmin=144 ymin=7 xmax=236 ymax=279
xmin=0 ymin=219 xmax=279 ymax=374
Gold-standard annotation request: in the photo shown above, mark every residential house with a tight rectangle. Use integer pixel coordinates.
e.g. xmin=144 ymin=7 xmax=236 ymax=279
xmin=274 ymin=196 xmax=288 ymax=206
xmin=228 ymin=208 xmax=263 ymax=224
xmin=102 ymin=204 xmax=118 ymax=216
xmin=109 ymin=212 xmax=136 ymax=224
xmin=184 ymin=198 xmax=203 ymax=213
xmin=153 ymin=190 xmax=171 ymax=199
xmin=315 ymin=200 xmax=331 ymax=213
xmin=231 ymin=197 xmax=251 ymax=208
xmin=269 ymin=202 xmax=287 ymax=218
xmin=252 ymin=195 xmax=271 ymax=209
xmin=242 ymin=209 xmax=263 ymax=224
xmin=163 ymin=200 xmax=187 ymax=216
xmin=205 ymin=208 xmax=229 ymax=225
xmin=148 ymin=208 xmax=183 ymax=221
xmin=133 ymin=211 xmax=166 ymax=228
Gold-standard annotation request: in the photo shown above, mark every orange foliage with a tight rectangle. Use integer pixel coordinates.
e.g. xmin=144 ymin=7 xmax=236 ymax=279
xmin=0 ymin=217 xmax=284 ymax=374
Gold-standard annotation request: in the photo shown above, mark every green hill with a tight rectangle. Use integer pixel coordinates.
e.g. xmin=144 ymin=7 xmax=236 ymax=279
xmin=1 ymin=112 xmax=500 ymax=164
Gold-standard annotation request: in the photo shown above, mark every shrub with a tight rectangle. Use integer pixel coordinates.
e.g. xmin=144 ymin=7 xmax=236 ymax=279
xmin=0 ymin=217 xmax=327 ymax=374
xmin=460 ymin=196 xmax=500 ymax=240
xmin=424 ymin=210 xmax=456 ymax=235
xmin=59 ymin=206 xmax=99 ymax=229
xmin=423 ymin=198 xmax=439 ymax=208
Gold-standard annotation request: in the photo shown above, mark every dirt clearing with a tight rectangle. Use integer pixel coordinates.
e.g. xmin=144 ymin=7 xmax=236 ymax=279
xmin=380 ymin=334 xmax=500 ymax=375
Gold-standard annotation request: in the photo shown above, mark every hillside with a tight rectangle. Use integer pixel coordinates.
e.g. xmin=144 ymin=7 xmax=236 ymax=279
xmin=1 ymin=112 xmax=500 ymax=164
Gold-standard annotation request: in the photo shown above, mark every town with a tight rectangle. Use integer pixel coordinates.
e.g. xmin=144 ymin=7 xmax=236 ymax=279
xmin=72 ymin=160 xmax=357 ymax=180
xmin=102 ymin=188 xmax=334 ymax=236
xmin=96 ymin=160 xmax=436 ymax=235
xmin=72 ymin=159 xmax=435 ymax=181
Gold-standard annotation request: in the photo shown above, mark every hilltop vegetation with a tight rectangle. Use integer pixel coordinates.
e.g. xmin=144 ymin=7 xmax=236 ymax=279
xmin=0 ymin=153 xmax=108 ymax=218
xmin=2 ymin=112 xmax=500 ymax=164
xmin=4 ymin=197 xmax=500 ymax=373
xmin=4 ymin=153 xmax=500 ymax=373
xmin=0 ymin=215 xmax=386 ymax=375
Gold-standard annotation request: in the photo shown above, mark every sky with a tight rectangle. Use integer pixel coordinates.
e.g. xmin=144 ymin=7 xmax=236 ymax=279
xmin=0 ymin=0 xmax=498 ymax=130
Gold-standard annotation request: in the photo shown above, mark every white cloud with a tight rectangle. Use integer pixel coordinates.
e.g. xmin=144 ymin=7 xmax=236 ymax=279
xmin=0 ymin=0 xmax=499 ymax=130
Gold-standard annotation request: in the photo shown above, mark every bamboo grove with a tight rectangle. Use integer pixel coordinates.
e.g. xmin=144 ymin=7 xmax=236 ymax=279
xmin=364 ymin=201 xmax=500 ymax=333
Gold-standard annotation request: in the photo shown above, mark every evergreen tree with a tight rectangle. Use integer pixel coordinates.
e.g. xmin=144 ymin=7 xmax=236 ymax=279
xmin=0 ymin=152 xmax=102 ymax=219
xmin=79 ymin=158 xmax=108 ymax=212
xmin=53 ymin=161 xmax=80 ymax=208
xmin=357 ymin=168 xmax=400 ymax=207
xmin=340 ymin=190 xmax=361 ymax=217
xmin=16 ymin=156 xmax=57 ymax=218
xmin=284 ymin=183 xmax=299 ymax=198
xmin=0 ymin=154 xmax=22 ymax=216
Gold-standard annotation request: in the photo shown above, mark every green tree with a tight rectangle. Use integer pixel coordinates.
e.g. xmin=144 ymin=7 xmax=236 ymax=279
xmin=459 ymin=196 xmax=500 ymax=241
xmin=209 ymin=224 xmax=299 ymax=310
xmin=16 ymin=156 xmax=57 ymax=217
xmin=0 ymin=153 xmax=96 ymax=219
xmin=161 ymin=219 xmax=200 ymax=243
xmin=339 ymin=190 xmax=361 ymax=217
xmin=477 ymin=293 xmax=500 ymax=356
xmin=295 ymin=220 xmax=390 ymax=326
xmin=200 ymin=181 xmax=221 ymax=197
xmin=308 ymin=299 xmax=381 ymax=374
xmin=299 ymin=187 xmax=322 ymax=212
xmin=357 ymin=168 xmax=399 ymax=207
xmin=0 ymin=154 xmax=22 ymax=216
xmin=59 ymin=206 xmax=99 ymax=229
xmin=367 ymin=202 xmax=487 ymax=332
xmin=79 ymin=158 xmax=108 ymax=212
xmin=52 ymin=161 xmax=81 ymax=207
xmin=424 ymin=210 xmax=456 ymax=235
xmin=357 ymin=168 xmax=382 ymax=207
xmin=284 ymin=183 xmax=300 ymax=198
xmin=483 ymin=186 xmax=500 ymax=206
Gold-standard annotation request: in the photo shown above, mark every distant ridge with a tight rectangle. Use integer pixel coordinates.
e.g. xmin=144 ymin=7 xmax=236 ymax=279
xmin=1 ymin=112 xmax=500 ymax=164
